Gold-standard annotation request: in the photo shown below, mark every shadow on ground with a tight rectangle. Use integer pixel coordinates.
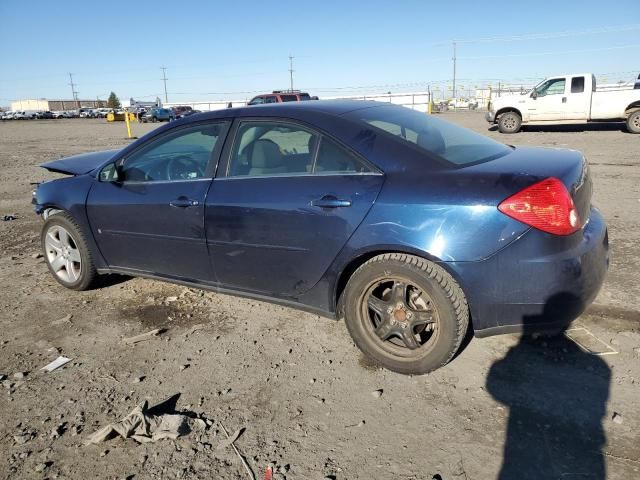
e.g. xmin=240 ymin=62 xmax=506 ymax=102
xmin=489 ymin=122 xmax=628 ymax=134
xmin=487 ymin=306 xmax=611 ymax=479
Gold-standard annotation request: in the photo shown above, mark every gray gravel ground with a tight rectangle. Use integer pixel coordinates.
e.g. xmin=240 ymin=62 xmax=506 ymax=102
xmin=0 ymin=114 xmax=638 ymax=479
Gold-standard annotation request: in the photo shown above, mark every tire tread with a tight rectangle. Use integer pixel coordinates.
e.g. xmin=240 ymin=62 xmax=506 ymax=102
xmin=351 ymin=253 xmax=469 ymax=369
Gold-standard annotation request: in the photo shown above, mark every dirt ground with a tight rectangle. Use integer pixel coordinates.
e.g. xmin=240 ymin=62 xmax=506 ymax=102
xmin=0 ymin=113 xmax=638 ymax=480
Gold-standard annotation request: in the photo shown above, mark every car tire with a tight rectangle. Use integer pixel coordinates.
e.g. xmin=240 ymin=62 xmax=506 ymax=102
xmin=627 ymin=111 xmax=640 ymax=134
xmin=498 ymin=111 xmax=522 ymax=133
xmin=152 ymin=117 xmax=157 ymax=123
xmin=343 ymin=253 xmax=469 ymax=375
xmin=41 ymin=213 xmax=98 ymax=291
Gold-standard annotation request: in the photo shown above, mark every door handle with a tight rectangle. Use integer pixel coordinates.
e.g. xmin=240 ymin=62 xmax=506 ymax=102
xmin=170 ymin=197 xmax=199 ymax=208
xmin=562 ymin=97 xmax=567 ymax=103
xmin=311 ymin=195 xmax=352 ymax=208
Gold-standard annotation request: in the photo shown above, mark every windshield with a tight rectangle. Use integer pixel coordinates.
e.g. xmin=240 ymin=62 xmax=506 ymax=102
xmin=350 ymin=105 xmax=511 ymax=166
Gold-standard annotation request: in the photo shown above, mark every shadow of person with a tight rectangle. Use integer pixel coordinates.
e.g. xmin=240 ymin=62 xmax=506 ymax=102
xmin=486 ymin=295 xmax=611 ymax=480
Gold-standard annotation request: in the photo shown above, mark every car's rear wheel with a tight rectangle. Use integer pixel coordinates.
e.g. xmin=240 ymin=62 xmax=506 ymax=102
xmin=343 ymin=253 xmax=469 ymax=375
xmin=41 ymin=213 xmax=98 ymax=290
xmin=498 ymin=111 xmax=522 ymax=133
xmin=627 ymin=111 xmax=640 ymax=134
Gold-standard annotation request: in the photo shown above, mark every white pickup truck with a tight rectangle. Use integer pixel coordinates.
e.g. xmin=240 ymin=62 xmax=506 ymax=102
xmin=486 ymin=73 xmax=640 ymax=134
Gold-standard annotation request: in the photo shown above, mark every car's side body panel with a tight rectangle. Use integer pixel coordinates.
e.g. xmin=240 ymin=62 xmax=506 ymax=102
xmin=205 ymin=174 xmax=384 ymax=297
xmin=33 ymin=101 xmax=608 ymax=338
xmin=86 ymin=179 xmax=214 ymax=281
xmin=33 ymin=174 xmax=109 ymax=270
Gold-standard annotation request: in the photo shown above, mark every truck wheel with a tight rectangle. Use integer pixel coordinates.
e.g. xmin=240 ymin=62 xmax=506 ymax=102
xmin=498 ymin=112 xmax=522 ymax=133
xmin=342 ymin=253 xmax=469 ymax=375
xmin=627 ymin=111 xmax=640 ymax=134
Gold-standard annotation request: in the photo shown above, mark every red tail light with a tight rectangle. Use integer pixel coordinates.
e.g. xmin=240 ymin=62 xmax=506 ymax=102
xmin=498 ymin=177 xmax=580 ymax=235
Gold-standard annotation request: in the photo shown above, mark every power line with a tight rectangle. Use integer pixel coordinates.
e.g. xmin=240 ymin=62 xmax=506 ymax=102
xmin=453 ymin=23 xmax=640 ymax=44
xmin=459 ymin=43 xmax=640 ymax=59
xmin=160 ymin=66 xmax=168 ymax=103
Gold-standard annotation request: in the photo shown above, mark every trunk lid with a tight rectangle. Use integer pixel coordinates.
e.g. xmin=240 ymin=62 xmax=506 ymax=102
xmin=456 ymin=146 xmax=592 ymax=226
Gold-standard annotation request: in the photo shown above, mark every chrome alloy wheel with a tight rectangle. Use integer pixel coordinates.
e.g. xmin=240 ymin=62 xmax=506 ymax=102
xmin=44 ymin=225 xmax=82 ymax=283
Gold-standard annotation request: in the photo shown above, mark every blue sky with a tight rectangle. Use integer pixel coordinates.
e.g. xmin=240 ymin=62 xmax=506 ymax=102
xmin=1 ymin=0 xmax=639 ymax=105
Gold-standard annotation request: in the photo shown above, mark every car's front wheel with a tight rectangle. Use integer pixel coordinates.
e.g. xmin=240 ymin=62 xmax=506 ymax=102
xmin=343 ymin=253 xmax=469 ymax=375
xmin=41 ymin=213 xmax=98 ymax=290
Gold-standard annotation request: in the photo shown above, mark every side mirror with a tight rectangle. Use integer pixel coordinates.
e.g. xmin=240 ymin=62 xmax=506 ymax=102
xmin=99 ymin=162 xmax=121 ymax=182
xmin=531 ymin=90 xmax=538 ymax=99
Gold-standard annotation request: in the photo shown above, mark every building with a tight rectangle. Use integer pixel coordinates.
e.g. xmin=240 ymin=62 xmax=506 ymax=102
xmin=10 ymin=98 xmax=103 ymax=111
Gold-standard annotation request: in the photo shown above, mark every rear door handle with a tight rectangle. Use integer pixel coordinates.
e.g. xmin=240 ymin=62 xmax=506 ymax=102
xmin=311 ymin=195 xmax=352 ymax=208
xmin=562 ymin=97 xmax=567 ymax=103
xmin=170 ymin=197 xmax=199 ymax=208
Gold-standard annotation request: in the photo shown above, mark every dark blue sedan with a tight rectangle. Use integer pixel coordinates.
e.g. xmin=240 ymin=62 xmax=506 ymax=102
xmin=33 ymin=101 xmax=608 ymax=374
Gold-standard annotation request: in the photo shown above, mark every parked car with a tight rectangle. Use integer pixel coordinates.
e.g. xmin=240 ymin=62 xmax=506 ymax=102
xmin=141 ymin=107 xmax=175 ymax=123
xmin=33 ymin=100 xmax=608 ymax=375
xmin=95 ymin=108 xmax=112 ymax=118
xmin=52 ymin=111 xmax=69 ymax=119
xmin=447 ymin=98 xmax=479 ymax=110
xmin=79 ymin=108 xmax=97 ymax=118
xmin=248 ymin=90 xmax=312 ymax=105
xmin=171 ymin=106 xmax=193 ymax=118
xmin=36 ymin=111 xmax=55 ymax=119
xmin=1 ymin=111 xmax=15 ymax=120
xmin=13 ymin=111 xmax=34 ymax=120
xmin=487 ymin=72 xmax=640 ymax=133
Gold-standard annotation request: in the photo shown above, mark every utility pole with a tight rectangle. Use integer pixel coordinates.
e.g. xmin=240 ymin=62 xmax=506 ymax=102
xmin=160 ymin=66 xmax=168 ymax=104
xmin=288 ymin=55 xmax=294 ymax=92
xmin=68 ymin=73 xmax=79 ymax=109
xmin=452 ymin=41 xmax=457 ymax=106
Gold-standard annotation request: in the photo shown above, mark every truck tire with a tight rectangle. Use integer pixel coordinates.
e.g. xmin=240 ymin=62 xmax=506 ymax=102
xmin=498 ymin=112 xmax=522 ymax=133
xmin=627 ymin=111 xmax=640 ymax=134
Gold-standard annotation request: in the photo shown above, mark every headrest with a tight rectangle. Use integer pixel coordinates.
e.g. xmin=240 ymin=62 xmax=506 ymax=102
xmin=417 ymin=128 xmax=446 ymax=155
xmin=251 ymin=139 xmax=283 ymax=168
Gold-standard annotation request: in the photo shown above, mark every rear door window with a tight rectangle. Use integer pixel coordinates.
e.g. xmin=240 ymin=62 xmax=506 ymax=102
xmin=314 ymin=137 xmax=372 ymax=174
xmin=571 ymin=76 xmax=585 ymax=93
xmin=280 ymin=95 xmax=298 ymax=102
xmin=228 ymin=121 xmax=317 ymax=176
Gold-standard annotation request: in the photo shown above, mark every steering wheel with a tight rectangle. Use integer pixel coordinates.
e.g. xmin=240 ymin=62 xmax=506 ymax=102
xmin=166 ymin=155 xmax=204 ymax=180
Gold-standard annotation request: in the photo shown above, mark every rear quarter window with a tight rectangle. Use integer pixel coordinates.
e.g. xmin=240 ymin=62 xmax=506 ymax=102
xmin=351 ymin=105 xmax=511 ymax=166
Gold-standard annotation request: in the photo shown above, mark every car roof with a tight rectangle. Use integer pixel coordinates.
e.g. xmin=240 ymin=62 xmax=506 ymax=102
xmin=187 ymin=100 xmax=383 ymax=122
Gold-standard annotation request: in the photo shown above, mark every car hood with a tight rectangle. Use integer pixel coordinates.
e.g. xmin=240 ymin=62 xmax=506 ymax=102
xmin=40 ymin=149 xmax=120 ymax=175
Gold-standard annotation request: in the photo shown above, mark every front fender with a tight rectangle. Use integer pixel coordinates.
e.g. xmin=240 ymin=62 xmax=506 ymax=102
xmin=34 ymin=175 xmax=108 ymax=269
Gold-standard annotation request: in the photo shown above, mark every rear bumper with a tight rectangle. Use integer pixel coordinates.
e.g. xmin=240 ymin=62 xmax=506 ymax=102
xmin=485 ymin=111 xmax=496 ymax=123
xmin=446 ymin=207 xmax=609 ymax=337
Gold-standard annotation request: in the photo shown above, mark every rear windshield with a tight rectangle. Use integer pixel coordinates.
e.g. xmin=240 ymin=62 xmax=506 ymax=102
xmin=280 ymin=95 xmax=298 ymax=102
xmin=349 ymin=105 xmax=511 ymax=166
xmin=298 ymin=93 xmax=311 ymax=101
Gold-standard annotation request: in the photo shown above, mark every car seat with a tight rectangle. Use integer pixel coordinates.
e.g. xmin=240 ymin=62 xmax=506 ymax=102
xmin=248 ymin=139 xmax=287 ymax=176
